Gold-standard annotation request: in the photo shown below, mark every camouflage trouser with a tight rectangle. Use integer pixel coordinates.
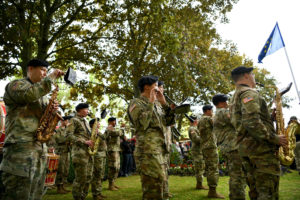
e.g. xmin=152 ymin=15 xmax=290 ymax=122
xmin=0 ymin=143 xmax=47 ymax=200
xmin=91 ymin=154 xmax=106 ymax=196
xmin=139 ymin=153 xmax=166 ymax=200
xmin=162 ymin=153 xmax=170 ymax=198
xmin=202 ymin=147 xmax=219 ymax=188
xmin=72 ymin=156 xmax=93 ymax=200
xmin=294 ymin=141 xmax=300 ymax=171
xmin=225 ymin=150 xmax=246 ymax=200
xmin=241 ymin=153 xmax=280 ymax=200
xmin=107 ymin=151 xmax=120 ymax=183
xmin=192 ymin=151 xmax=205 ymax=183
xmin=55 ymin=151 xmax=70 ymax=186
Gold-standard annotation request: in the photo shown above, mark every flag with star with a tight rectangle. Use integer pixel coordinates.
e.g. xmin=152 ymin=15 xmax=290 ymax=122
xmin=258 ymin=22 xmax=285 ymax=63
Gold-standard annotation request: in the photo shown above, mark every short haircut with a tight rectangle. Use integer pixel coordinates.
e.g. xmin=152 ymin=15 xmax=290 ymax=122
xmin=202 ymin=105 xmax=213 ymax=113
xmin=137 ymin=75 xmax=158 ymax=92
xmin=75 ymin=103 xmax=89 ymax=112
xmin=212 ymin=94 xmax=228 ymax=106
xmin=27 ymin=59 xmax=49 ymax=68
xmin=158 ymin=80 xmax=164 ymax=87
xmin=89 ymin=118 xmax=100 ymax=127
xmin=108 ymin=117 xmax=116 ymax=122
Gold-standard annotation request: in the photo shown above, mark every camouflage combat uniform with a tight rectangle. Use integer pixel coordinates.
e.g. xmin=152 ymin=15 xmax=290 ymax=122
xmin=188 ymin=126 xmax=205 ymax=186
xmin=66 ymin=114 xmax=93 ymax=200
xmin=106 ymin=126 xmax=124 ymax=186
xmin=213 ymin=108 xmax=246 ymax=200
xmin=128 ymin=96 xmax=175 ymax=200
xmin=53 ymin=126 xmax=70 ymax=187
xmin=230 ymin=84 xmax=281 ymax=200
xmin=91 ymin=132 xmax=108 ymax=198
xmin=0 ymin=77 xmax=52 ymax=200
xmin=197 ymin=115 xmax=219 ymax=188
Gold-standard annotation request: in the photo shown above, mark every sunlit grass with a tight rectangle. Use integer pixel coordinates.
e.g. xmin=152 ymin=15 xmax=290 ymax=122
xmin=43 ymin=170 xmax=300 ymax=200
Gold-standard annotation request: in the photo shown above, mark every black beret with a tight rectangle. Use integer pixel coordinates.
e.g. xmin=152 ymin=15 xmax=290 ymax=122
xmin=202 ymin=105 xmax=213 ymax=112
xmin=158 ymin=80 xmax=164 ymax=86
xmin=231 ymin=66 xmax=254 ymax=77
xmin=290 ymin=116 xmax=297 ymax=121
xmin=89 ymin=118 xmax=100 ymax=127
xmin=27 ymin=59 xmax=49 ymax=68
xmin=138 ymin=75 xmax=158 ymax=92
xmin=75 ymin=103 xmax=89 ymax=112
xmin=108 ymin=117 xmax=116 ymax=122
xmin=62 ymin=116 xmax=72 ymax=121
xmin=212 ymin=94 xmax=228 ymax=106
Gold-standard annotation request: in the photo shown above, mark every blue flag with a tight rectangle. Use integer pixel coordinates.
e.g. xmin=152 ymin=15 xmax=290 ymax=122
xmin=258 ymin=22 xmax=285 ymax=63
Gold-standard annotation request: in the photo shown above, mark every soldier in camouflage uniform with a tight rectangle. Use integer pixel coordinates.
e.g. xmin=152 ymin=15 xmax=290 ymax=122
xmin=66 ymin=103 xmax=94 ymax=200
xmin=128 ymin=75 xmax=175 ymax=200
xmin=212 ymin=94 xmax=246 ymax=200
xmin=89 ymin=118 xmax=108 ymax=200
xmin=230 ymin=66 xmax=287 ymax=200
xmin=157 ymin=81 xmax=173 ymax=199
xmin=198 ymin=105 xmax=224 ymax=199
xmin=0 ymin=59 xmax=64 ymax=200
xmin=106 ymin=117 xmax=124 ymax=191
xmin=187 ymin=115 xmax=208 ymax=190
xmin=53 ymin=116 xmax=72 ymax=194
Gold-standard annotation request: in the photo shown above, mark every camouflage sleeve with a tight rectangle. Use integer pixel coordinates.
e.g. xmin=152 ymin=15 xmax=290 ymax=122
xmin=106 ymin=129 xmax=122 ymax=136
xmin=128 ymin=101 xmax=154 ymax=131
xmin=66 ymin=118 xmax=86 ymax=145
xmin=162 ymin=104 xmax=176 ymax=126
xmin=240 ymin=90 xmax=279 ymax=145
xmin=188 ymin=127 xmax=201 ymax=143
xmin=6 ymin=77 xmax=52 ymax=104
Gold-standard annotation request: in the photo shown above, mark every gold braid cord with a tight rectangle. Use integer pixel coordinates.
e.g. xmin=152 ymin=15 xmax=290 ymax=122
xmin=36 ymin=84 xmax=63 ymax=143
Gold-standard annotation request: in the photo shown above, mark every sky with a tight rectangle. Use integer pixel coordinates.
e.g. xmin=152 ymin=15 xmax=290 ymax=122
xmin=216 ymin=0 xmax=300 ymax=123
xmin=1 ymin=0 xmax=300 ymax=123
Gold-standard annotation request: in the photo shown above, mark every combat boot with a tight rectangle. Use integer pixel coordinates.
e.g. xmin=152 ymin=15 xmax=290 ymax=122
xmin=207 ymin=187 xmax=225 ymax=199
xmin=93 ymin=195 xmax=105 ymax=200
xmin=62 ymin=184 xmax=70 ymax=192
xmin=57 ymin=185 xmax=68 ymax=194
xmin=196 ymin=181 xmax=209 ymax=190
xmin=108 ymin=181 xmax=118 ymax=191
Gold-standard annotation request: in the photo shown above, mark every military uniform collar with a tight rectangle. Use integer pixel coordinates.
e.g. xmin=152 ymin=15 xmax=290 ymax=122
xmin=26 ymin=77 xmax=34 ymax=85
xmin=75 ymin=113 xmax=86 ymax=120
xmin=238 ymin=84 xmax=250 ymax=88
xmin=140 ymin=95 xmax=151 ymax=103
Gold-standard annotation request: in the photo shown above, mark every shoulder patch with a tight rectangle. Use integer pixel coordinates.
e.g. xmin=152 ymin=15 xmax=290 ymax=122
xmin=243 ymin=97 xmax=254 ymax=104
xmin=129 ymin=104 xmax=136 ymax=113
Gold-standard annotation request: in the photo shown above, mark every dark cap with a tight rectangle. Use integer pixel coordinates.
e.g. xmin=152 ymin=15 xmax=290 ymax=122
xmin=231 ymin=66 xmax=254 ymax=77
xmin=75 ymin=103 xmax=89 ymax=112
xmin=108 ymin=117 xmax=116 ymax=122
xmin=290 ymin=116 xmax=297 ymax=121
xmin=27 ymin=59 xmax=49 ymax=68
xmin=89 ymin=118 xmax=100 ymax=127
xmin=62 ymin=116 xmax=72 ymax=121
xmin=202 ymin=105 xmax=213 ymax=112
xmin=212 ymin=94 xmax=228 ymax=106
xmin=137 ymin=75 xmax=158 ymax=92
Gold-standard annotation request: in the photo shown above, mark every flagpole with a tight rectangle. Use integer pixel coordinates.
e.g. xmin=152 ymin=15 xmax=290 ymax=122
xmin=283 ymin=47 xmax=300 ymax=104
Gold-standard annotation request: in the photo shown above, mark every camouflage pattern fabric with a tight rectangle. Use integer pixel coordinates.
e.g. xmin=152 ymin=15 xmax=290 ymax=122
xmin=66 ymin=115 xmax=93 ymax=199
xmin=225 ymin=150 xmax=246 ymax=200
xmin=213 ymin=108 xmax=238 ymax=153
xmin=128 ymin=96 xmax=175 ymax=200
xmin=162 ymin=152 xmax=170 ymax=198
xmin=213 ymin=107 xmax=246 ymax=199
xmin=197 ymin=115 xmax=219 ymax=188
xmin=91 ymin=133 xmax=107 ymax=196
xmin=295 ymin=141 xmax=300 ymax=172
xmin=0 ymin=77 xmax=52 ymax=200
xmin=52 ymin=127 xmax=70 ymax=186
xmin=106 ymin=127 xmax=123 ymax=183
xmin=188 ymin=126 xmax=205 ymax=183
xmin=107 ymin=151 xmax=120 ymax=182
xmin=230 ymin=84 xmax=280 ymax=200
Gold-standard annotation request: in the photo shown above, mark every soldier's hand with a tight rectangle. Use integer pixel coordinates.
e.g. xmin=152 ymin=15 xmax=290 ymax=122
xmin=85 ymin=140 xmax=94 ymax=148
xmin=48 ymin=69 xmax=64 ymax=80
xmin=170 ymin=103 xmax=176 ymax=110
xmin=149 ymin=87 xmax=157 ymax=103
xmin=278 ymin=135 xmax=288 ymax=147
xmin=156 ymin=88 xmax=166 ymax=105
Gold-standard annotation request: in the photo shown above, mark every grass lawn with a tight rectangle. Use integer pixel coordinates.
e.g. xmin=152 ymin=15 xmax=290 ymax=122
xmin=43 ymin=171 xmax=300 ymax=200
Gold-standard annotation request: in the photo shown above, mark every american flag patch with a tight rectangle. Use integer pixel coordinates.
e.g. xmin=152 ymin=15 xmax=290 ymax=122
xmin=243 ymin=97 xmax=254 ymax=104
